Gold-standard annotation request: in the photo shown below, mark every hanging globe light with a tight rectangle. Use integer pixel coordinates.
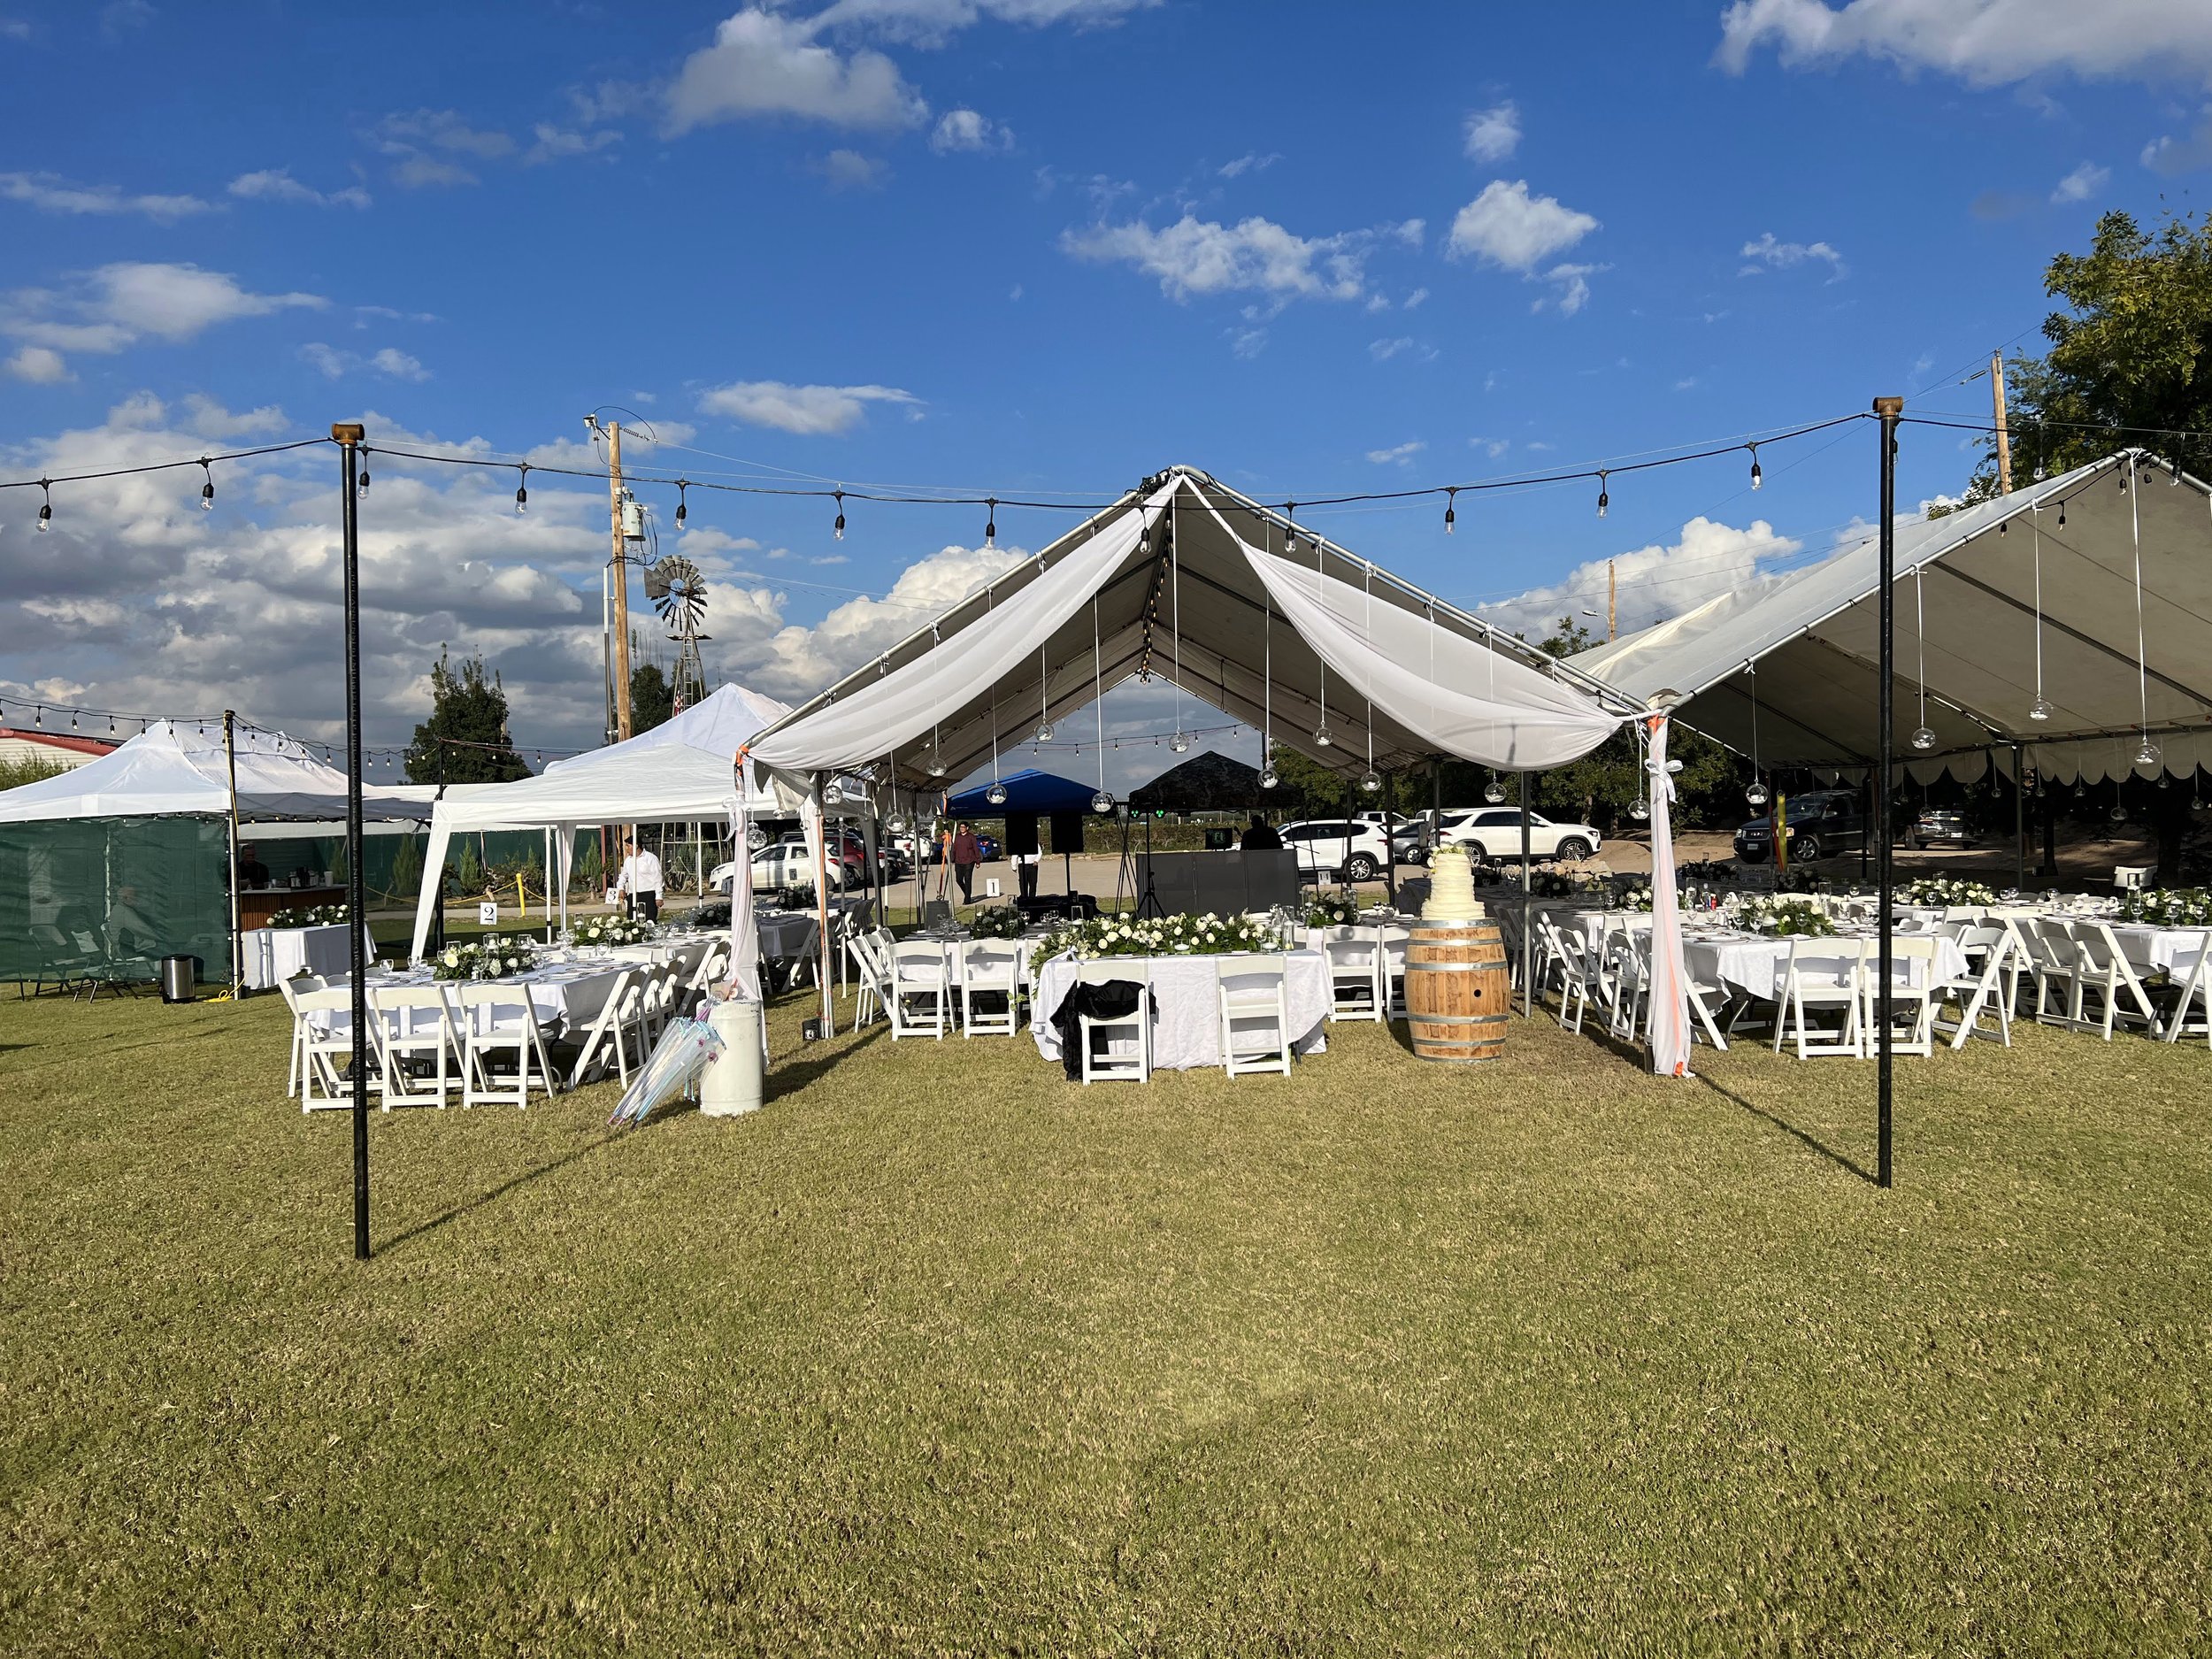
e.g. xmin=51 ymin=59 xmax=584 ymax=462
xmin=1170 ymin=730 xmax=1191 ymax=754
xmin=1034 ymin=719 xmax=1054 ymax=743
xmin=1090 ymin=789 xmax=1115 ymax=815
xmin=747 ymin=825 xmax=769 ymax=852
xmin=1910 ymin=726 xmax=1937 ymax=751
xmin=926 ymin=749 xmax=947 ymax=778
xmin=885 ymin=811 xmax=909 ymax=835
xmin=1313 ymin=723 xmax=1333 ymax=749
xmin=1258 ymin=764 xmax=1279 ymax=790
xmin=1746 ymin=780 xmax=1770 ymax=809
xmin=1360 ymin=769 xmax=1382 ymax=794
xmin=1484 ymin=778 xmax=1506 ymax=805
xmin=2135 ymin=737 xmax=2162 ymax=772
xmin=986 ymin=780 xmax=1009 ymax=806
xmin=1630 ymin=799 xmax=1650 ymax=821
xmin=2110 ymin=801 xmax=2129 ymax=824
xmin=2028 ymin=696 xmax=2053 ymax=722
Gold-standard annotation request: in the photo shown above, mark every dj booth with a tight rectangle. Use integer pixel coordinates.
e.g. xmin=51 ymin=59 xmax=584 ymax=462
xmin=1131 ymin=849 xmax=1302 ymax=915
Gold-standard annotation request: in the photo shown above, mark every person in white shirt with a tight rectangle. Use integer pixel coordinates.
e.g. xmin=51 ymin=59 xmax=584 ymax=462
xmin=614 ymin=836 xmax=664 ymax=923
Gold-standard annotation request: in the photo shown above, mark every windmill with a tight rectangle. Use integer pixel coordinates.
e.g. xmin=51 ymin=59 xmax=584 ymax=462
xmin=644 ymin=553 xmax=710 ymax=713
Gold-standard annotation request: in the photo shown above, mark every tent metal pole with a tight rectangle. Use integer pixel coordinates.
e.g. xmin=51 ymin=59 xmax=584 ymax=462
xmin=223 ymin=709 xmax=242 ymax=999
xmin=1519 ymin=771 xmax=1532 ymax=1018
xmin=2012 ymin=743 xmax=2026 ymax=893
xmin=334 ymin=421 xmax=371 ymax=1260
xmin=1874 ymin=396 xmax=1901 ymax=1192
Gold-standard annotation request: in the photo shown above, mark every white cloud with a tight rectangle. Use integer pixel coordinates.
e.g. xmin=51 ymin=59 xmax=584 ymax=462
xmin=1739 ymin=231 xmax=1847 ymax=279
xmin=1217 ymin=151 xmax=1279 ymax=179
xmin=1714 ymin=0 xmax=2212 ymax=86
xmin=1481 ymin=517 xmax=1804 ymax=639
xmin=1463 ymin=101 xmax=1520 ymax=162
xmin=931 ymin=107 xmax=1012 ymax=151
xmin=1468 ymin=436 xmax=1509 ymax=458
xmin=697 ymin=379 xmax=921 ymax=434
xmin=5 ymin=346 xmax=71 ymax=384
xmin=1394 ymin=218 xmax=1426 ymax=248
xmin=300 ymin=342 xmax=349 ymax=380
xmin=300 ymin=343 xmax=431 ymax=381
xmin=813 ymin=148 xmax=890 ymax=188
xmin=1060 ymin=213 xmax=1381 ymax=304
xmin=2 ymin=263 xmax=326 ymax=378
xmin=809 ymin=0 xmax=1156 ymax=42
xmin=369 ymin=109 xmax=517 ymax=188
xmin=1403 ymin=286 xmax=1429 ymax=309
xmin=665 ymin=8 xmax=928 ymax=134
xmin=1447 ymin=180 xmax=1599 ymax=271
xmin=182 ymin=395 xmax=288 ymax=439
xmin=371 ymin=348 xmax=430 ymax=381
xmin=524 ymin=124 xmax=622 ymax=164
xmin=1365 ymin=440 xmax=1425 ymax=466
xmin=2050 ymin=160 xmax=2109 ymax=202
xmin=227 ymin=169 xmax=373 ymax=209
xmin=0 ymin=171 xmax=212 ymax=222
xmin=1369 ymin=336 xmax=1414 ymax=361
xmin=2141 ymin=108 xmax=2212 ymax=175
xmin=1538 ymin=262 xmax=1603 ymax=315
xmin=1226 ymin=326 xmax=1268 ymax=358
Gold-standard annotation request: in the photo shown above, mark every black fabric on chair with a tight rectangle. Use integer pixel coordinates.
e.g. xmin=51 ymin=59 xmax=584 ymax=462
xmin=1048 ymin=979 xmax=1149 ymax=1081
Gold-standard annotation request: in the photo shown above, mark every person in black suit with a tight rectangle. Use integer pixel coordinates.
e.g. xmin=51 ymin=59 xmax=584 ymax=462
xmin=1240 ymin=815 xmax=1282 ymax=851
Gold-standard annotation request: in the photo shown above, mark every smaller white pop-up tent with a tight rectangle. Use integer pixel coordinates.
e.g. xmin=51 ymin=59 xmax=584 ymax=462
xmin=406 ymin=683 xmax=791 ymax=963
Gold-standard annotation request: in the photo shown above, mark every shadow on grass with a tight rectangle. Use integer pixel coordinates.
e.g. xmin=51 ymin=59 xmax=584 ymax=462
xmin=765 ymin=1018 xmax=889 ymax=1102
xmin=376 ymin=1131 xmax=622 ymax=1256
xmin=1697 ymin=1071 xmax=1877 ymax=1185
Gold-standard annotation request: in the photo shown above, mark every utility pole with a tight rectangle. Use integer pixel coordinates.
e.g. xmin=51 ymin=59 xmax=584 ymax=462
xmin=1607 ymin=558 xmax=1617 ymax=642
xmin=607 ymin=421 xmax=634 ymax=741
xmin=1990 ymin=351 xmax=2013 ymax=494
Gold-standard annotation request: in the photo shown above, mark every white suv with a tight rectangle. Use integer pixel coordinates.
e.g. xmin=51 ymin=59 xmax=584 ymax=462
xmin=1277 ymin=818 xmax=1394 ymax=883
xmin=1435 ymin=807 xmax=1601 ymax=862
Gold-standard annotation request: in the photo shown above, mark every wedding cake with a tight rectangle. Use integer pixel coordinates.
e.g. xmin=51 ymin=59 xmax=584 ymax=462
xmin=1421 ymin=843 xmax=1486 ymax=922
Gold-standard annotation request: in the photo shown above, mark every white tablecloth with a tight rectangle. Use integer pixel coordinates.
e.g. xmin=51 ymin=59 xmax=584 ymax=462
xmin=1682 ymin=933 xmax=1969 ymax=1002
xmin=312 ymin=963 xmax=632 ymax=1040
xmin=1029 ymin=949 xmax=1330 ymax=1071
xmin=2109 ymin=924 xmax=2209 ymax=979
xmin=242 ymin=923 xmax=376 ymax=991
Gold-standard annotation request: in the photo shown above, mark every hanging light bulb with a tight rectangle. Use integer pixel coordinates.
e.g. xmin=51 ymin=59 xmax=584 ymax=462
xmin=1171 ymin=730 xmax=1191 ymax=753
xmin=1034 ymin=718 xmax=1054 ymax=743
xmin=32 ymin=706 xmax=42 ymax=728
xmin=926 ymin=748 xmax=947 ymax=778
xmin=674 ymin=480 xmax=687 ymax=530
xmin=1443 ymin=487 xmax=1457 ymax=534
xmin=984 ymin=497 xmax=996 ymax=549
xmin=1091 ymin=788 xmax=1115 ymax=815
xmin=1313 ymin=722 xmax=1333 ymax=748
xmin=1909 ymin=725 xmax=1937 ymax=750
xmin=1360 ymin=768 xmax=1381 ymax=794
xmin=1630 ymin=798 xmax=1649 ymax=821
xmin=1748 ymin=444 xmax=1763 ymax=491
xmin=1746 ymin=779 xmax=1770 ymax=808
xmin=358 ymin=462 xmax=370 ymax=495
xmin=886 ymin=810 xmax=908 ymax=835
xmin=833 ymin=490 xmax=845 ymax=541
xmin=199 ymin=459 xmax=215 ymax=511
xmin=1284 ymin=504 xmax=1298 ymax=553
xmin=2028 ymin=695 xmax=2053 ymax=722
xmin=2057 ymin=500 xmax=2067 ymax=527
xmin=71 ymin=710 xmax=79 ymax=730
xmin=107 ymin=713 xmax=116 ymax=734
xmin=1595 ymin=472 xmax=1609 ymax=518
xmin=514 ymin=465 xmax=529 ymax=515
xmin=2135 ymin=737 xmax=2163 ymax=772
xmin=1484 ymin=777 xmax=1505 ymax=804
xmin=987 ymin=780 xmax=1009 ymax=806
xmin=36 ymin=480 xmax=51 ymax=532
xmin=2110 ymin=799 xmax=2129 ymax=824
xmin=1258 ymin=764 xmax=1279 ymax=790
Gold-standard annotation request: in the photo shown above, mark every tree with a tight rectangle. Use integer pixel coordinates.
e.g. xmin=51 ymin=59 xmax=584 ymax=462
xmin=403 ymin=651 xmax=530 ymax=784
xmin=1985 ymin=210 xmax=2212 ymax=487
xmin=629 ymin=664 xmax=674 ymax=733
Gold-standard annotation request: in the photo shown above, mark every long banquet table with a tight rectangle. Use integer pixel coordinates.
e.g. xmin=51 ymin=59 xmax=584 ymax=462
xmin=1029 ymin=949 xmax=1331 ymax=1071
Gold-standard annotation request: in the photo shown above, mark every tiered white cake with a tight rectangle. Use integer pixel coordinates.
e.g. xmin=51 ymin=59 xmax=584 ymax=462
xmin=1421 ymin=843 xmax=1486 ymax=922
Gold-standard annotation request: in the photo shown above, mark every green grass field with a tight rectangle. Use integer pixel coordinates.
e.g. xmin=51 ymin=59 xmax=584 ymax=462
xmin=4 ymin=985 xmax=2208 ymax=1655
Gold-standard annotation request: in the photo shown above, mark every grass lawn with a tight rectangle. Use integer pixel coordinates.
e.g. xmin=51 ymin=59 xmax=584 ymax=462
xmin=3 ymin=984 xmax=2209 ymax=1655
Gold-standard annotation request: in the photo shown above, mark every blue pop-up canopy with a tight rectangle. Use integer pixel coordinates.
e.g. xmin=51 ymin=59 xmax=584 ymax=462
xmin=943 ymin=769 xmax=1100 ymax=817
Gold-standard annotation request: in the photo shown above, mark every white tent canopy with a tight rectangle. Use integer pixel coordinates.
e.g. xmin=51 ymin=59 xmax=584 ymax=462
xmin=1571 ymin=450 xmax=2212 ymax=787
xmin=407 ymin=683 xmax=791 ymax=963
xmin=748 ymin=469 xmax=1638 ymax=798
xmin=0 ymin=718 xmax=425 ymax=832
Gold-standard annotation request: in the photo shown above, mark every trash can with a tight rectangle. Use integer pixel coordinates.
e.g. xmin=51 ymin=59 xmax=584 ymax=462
xmin=159 ymin=955 xmax=197 ymax=1003
xmin=701 ymin=999 xmax=764 ymax=1117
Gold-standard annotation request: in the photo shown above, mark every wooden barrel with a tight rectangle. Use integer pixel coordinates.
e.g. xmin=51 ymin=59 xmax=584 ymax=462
xmin=1405 ymin=919 xmax=1509 ymax=1063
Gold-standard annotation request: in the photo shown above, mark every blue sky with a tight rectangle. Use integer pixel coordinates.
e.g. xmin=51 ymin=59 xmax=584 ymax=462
xmin=4 ymin=0 xmax=2210 ymax=784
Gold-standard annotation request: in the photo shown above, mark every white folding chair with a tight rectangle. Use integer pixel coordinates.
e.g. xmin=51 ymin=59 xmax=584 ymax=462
xmin=1075 ymin=958 xmax=1150 ymax=1083
xmin=850 ymin=932 xmax=892 ymax=1028
xmin=1773 ymin=937 xmax=1869 ymax=1059
xmin=276 ymin=972 xmax=326 ymax=1099
xmin=2070 ymin=921 xmax=2162 ymax=1040
xmin=2161 ymin=931 xmax=2212 ymax=1046
xmin=1376 ymin=926 xmax=1409 ymax=1019
xmin=1319 ymin=927 xmax=1383 ymax=1023
xmin=1863 ymin=936 xmax=1939 ymax=1057
xmin=683 ymin=946 xmax=728 ymax=999
xmin=958 ymin=939 xmax=1022 ymax=1037
xmin=1932 ymin=924 xmax=2015 ymax=1049
xmin=566 ymin=967 xmax=642 ymax=1088
xmin=294 ymin=987 xmax=361 ymax=1111
xmin=1681 ymin=955 xmax=1732 ymax=1051
xmin=370 ymin=983 xmax=463 ymax=1109
xmin=457 ymin=981 xmax=562 ymax=1109
xmin=1552 ymin=933 xmax=1597 ymax=1034
xmin=888 ymin=940 xmax=951 ymax=1040
xmin=2027 ymin=917 xmax=2085 ymax=1027
xmin=1217 ymin=959 xmax=1292 ymax=1077
xmin=1601 ymin=923 xmax=1651 ymax=1041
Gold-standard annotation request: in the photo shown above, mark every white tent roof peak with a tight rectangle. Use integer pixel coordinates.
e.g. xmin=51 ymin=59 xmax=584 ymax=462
xmin=542 ymin=683 xmax=793 ymax=772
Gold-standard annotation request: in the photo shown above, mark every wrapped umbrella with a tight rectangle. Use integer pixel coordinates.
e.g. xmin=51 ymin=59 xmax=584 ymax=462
xmin=608 ymin=1016 xmax=726 ymax=1130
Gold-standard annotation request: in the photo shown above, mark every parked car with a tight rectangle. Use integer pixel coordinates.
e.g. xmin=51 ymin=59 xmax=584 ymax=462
xmin=747 ymin=826 xmax=905 ymax=890
xmin=1353 ymin=810 xmax=1430 ymax=863
xmin=1910 ymin=807 xmax=1974 ymax=849
xmin=915 ymin=830 xmax=1000 ymax=864
xmin=1433 ymin=807 xmax=1601 ymax=862
xmin=1278 ymin=818 xmax=1394 ymax=883
xmin=1732 ymin=789 xmax=1867 ymax=864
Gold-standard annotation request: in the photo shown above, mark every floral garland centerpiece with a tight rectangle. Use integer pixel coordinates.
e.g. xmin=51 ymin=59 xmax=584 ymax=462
xmin=1030 ymin=911 xmax=1282 ymax=978
xmin=569 ymin=913 xmax=657 ymax=949
xmin=1725 ymin=894 xmax=1836 ymax=937
xmin=2119 ymin=887 xmax=2212 ymax=927
xmin=431 ymin=933 xmax=540 ymax=981
xmin=268 ymin=902 xmax=349 ymax=928
xmin=968 ymin=902 xmax=1028 ymax=941
xmin=1305 ymin=895 xmax=1360 ymax=928
xmin=1900 ymin=876 xmax=1998 ymax=908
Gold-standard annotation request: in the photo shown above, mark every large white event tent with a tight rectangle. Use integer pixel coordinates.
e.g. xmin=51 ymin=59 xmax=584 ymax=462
xmin=740 ymin=465 xmax=1702 ymax=1074
xmin=405 ymin=683 xmax=790 ymax=963
xmin=1572 ymin=450 xmax=2212 ymax=791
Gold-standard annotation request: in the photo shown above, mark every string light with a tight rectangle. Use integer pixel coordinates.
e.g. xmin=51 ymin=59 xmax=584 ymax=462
xmin=357 ymin=459 xmax=370 ymax=495
xmin=198 ymin=458 xmax=215 ymax=511
xmin=1443 ymin=487 xmax=1456 ymax=534
xmin=37 ymin=479 xmax=52 ymax=531
xmin=1595 ymin=472 xmax=1609 ymax=518
xmin=833 ymin=490 xmax=845 ymax=540
xmin=514 ymin=465 xmax=529 ymax=515
xmin=1747 ymin=443 xmax=1763 ymax=491
xmin=674 ymin=480 xmax=687 ymax=530
xmin=984 ymin=497 xmax=996 ymax=549
xmin=1284 ymin=503 xmax=1298 ymax=553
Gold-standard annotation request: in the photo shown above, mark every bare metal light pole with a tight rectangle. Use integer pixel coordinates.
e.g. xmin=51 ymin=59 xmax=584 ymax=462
xmin=334 ymin=421 xmax=372 ymax=1258
xmin=1873 ymin=396 xmax=1901 ymax=1191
